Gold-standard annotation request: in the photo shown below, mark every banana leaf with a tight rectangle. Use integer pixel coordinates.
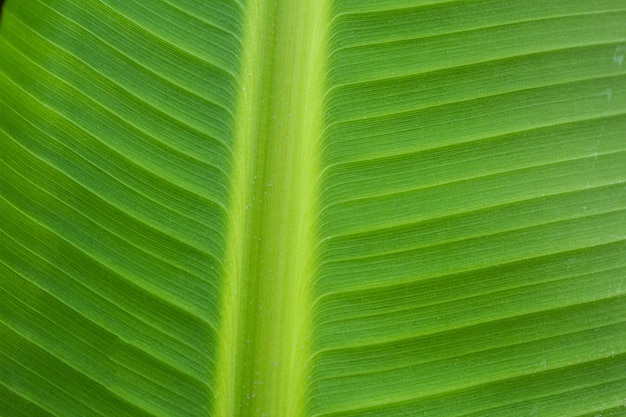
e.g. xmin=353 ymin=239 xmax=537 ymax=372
xmin=0 ymin=1 xmax=625 ymax=416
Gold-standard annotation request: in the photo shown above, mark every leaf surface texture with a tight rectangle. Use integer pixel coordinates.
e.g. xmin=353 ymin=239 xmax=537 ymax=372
xmin=0 ymin=1 xmax=624 ymax=416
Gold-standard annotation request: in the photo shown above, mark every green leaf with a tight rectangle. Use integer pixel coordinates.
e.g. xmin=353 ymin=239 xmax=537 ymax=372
xmin=0 ymin=1 xmax=625 ymax=416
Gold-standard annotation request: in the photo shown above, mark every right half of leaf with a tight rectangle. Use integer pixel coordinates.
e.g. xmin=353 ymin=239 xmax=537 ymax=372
xmin=308 ymin=1 xmax=626 ymax=416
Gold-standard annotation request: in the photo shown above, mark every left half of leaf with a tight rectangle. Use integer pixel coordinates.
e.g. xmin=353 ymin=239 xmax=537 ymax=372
xmin=0 ymin=1 xmax=245 ymax=416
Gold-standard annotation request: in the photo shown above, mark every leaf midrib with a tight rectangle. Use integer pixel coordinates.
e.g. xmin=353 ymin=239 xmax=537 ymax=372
xmin=215 ymin=1 xmax=329 ymax=416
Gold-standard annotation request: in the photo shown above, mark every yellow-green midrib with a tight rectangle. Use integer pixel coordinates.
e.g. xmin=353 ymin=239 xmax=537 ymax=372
xmin=215 ymin=0 xmax=328 ymax=416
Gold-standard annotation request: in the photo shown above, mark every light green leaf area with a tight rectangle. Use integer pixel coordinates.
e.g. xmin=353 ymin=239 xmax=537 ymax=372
xmin=0 ymin=1 xmax=625 ymax=417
